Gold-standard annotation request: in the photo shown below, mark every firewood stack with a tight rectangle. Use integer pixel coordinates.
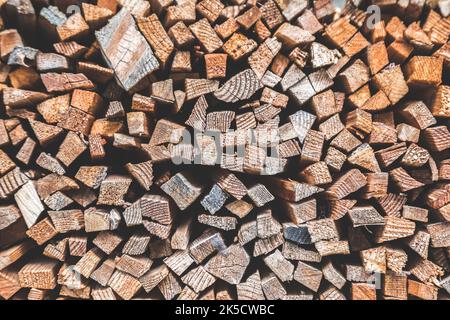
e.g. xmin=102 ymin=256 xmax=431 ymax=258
xmin=0 ymin=0 xmax=449 ymax=301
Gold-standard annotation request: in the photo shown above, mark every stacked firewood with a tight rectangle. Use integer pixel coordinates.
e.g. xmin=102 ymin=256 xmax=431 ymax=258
xmin=0 ymin=0 xmax=449 ymax=301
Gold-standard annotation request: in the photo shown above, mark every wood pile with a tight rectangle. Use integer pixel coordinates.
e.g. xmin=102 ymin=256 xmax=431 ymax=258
xmin=0 ymin=0 xmax=449 ymax=301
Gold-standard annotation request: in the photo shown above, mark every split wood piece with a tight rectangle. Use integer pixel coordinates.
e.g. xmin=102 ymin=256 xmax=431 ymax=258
xmin=284 ymin=223 xmax=311 ymax=245
xmin=48 ymin=210 xmax=85 ymax=234
xmin=289 ymin=110 xmax=316 ymax=143
xmin=161 ymin=172 xmax=202 ymax=210
xmin=248 ymin=37 xmax=282 ymax=79
xmin=223 ymin=33 xmax=257 ymax=61
xmin=53 ymin=41 xmax=87 ymax=59
xmin=315 ymin=240 xmax=350 ymax=257
xmin=236 ymin=6 xmax=261 ymax=30
xmin=324 ymin=147 xmax=346 ymax=172
xmin=8 ymin=123 xmax=29 ymax=147
xmin=236 ymin=271 xmax=265 ymax=300
xmin=408 ymin=279 xmax=438 ymax=300
xmin=253 ymin=232 xmax=284 ymax=256
xmin=297 ymin=9 xmax=323 ymax=34
xmin=383 ymin=272 xmax=408 ymax=300
xmin=158 ymin=271 xmax=181 ymax=300
xmin=326 ymin=169 xmax=367 ymax=200
xmin=387 ymin=41 xmax=413 ymax=64
xmin=97 ymin=175 xmax=132 ymax=206
xmin=127 ymin=112 xmax=149 ymax=138
xmin=168 ymin=21 xmax=195 ymax=48
xmin=300 ymin=162 xmax=332 ymax=185
xmin=170 ymin=217 xmax=192 ymax=251
xmin=212 ymin=170 xmax=247 ymax=200
xmin=342 ymin=32 xmax=369 ymax=57
xmin=264 ymin=249 xmax=294 ymax=282
xmin=18 ymin=260 xmax=59 ymax=290
xmin=115 ymin=254 xmax=152 ymax=278
xmin=322 ymin=262 xmax=346 ymax=290
xmin=293 ymin=261 xmax=322 ymax=292
xmin=185 ymin=78 xmax=219 ymax=101
xmin=180 ymin=265 xmax=216 ymax=294
xmin=248 ymin=184 xmax=275 ymax=207
xmin=214 ymin=17 xmax=239 ymax=40
xmin=206 ymin=111 xmax=235 ymax=132
xmin=36 ymin=52 xmax=70 ymax=73
xmin=257 ymin=210 xmax=282 ymax=239
xmin=204 ymin=53 xmax=227 ymax=79
xmin=36 ymin=153 xmax=65 ymax=175
xmin=404 ymin=56 xmax=443 ymax=88
xmin=288 ymin=77 xmax=316 ymax=106
xmin=56 ymin=132 xmax=87 ymax=167
xmin=430 ymin=85 xmax=450 ymax=118
xmin=347 ymin=143 xmax=381 ymax=173
xmin=351 ymin=283 xmax=376 ymax=300
xmin=397 ymin=123 xmax=420 ymax=143
xmin=125 ymin=161 xmax=153 ymax=191
xmin=300 ymin=130 xmax=324 ymax=163
xmin=163 ymin=250 xmax=194 ymax=277
xmin=280 ymin=63 xmax=306 ymax=91
xmin=267 ymin=177 xmax=323 ymax=202
xmin=282 ymin=241 xmax=321 ymax=263
xmin=423 ymin=126 xmax=450 ymax=152
xmin=401 ymin=144 xmax=430 ymax=168
xmin=131 ymin=94 xmax=156 ymax=113
xmin=0 ymin=29 xmax=23 ymax=60
xmin=307 ymin=218 xmax=339 ymax=243
xmin=68 ymin=236 xmax=88 ymax=257
xmin=56 ymin=13 xmax=89 ymax=42
xmin=108 ymin=270 xmax=141 ymax=300
xmin=427 ymin=222 xmax=450 ymax=248
xmin=0 ymin=241 xmax=34 ymax=271
xmin=277 ymin=139 xmax=301 ymax=158
xmin=95 ymin=8 xmax=159 ymax=92
xmin=84 ymin=207 xmax=120 ymax=232
xmin=105 ymin=101 xmax=125 ymax=120
xmin=136 ymin=14 xmax=174 ymax=67
xmin=26 ymin=218 xmax=58 ymax=245
xmin=189 ymin=229 xmax=225 ymax=264
xmin=348 ymin=206 xmax=385 ymax=227
xmin=410 ymin=259 xmax=444 ymax=285
xmin=405 ymin=231 xmax=430 ymax=259
xmin=14 ymin=181 xmax=44 ymax=228
xmin=261 ymin=272 xmax=286 ymax=300
xmin=71 ymin=89 xmax=104 ymax=116
xmin=373 ymin=65 xmax=409 ymax=106
xmin=376 ymin=216 xmax=416 ymax=243
xmin=73 ymin=248 xmax=103 ymax=279
xmin=200 ymin=184 xmax=229 ymax=215
xmin=369 ymin=122 xmax=397 ymax=145
xmin=75 ymin=166 xmax=108 ymax=189
xmin=361 ymin=246 xmax=387 ymax=274
xmin=390 ymin=167 xmax=425 ymax=192
xmin=150 ymin=119 xmax=184 ymax=146
xmin=215 ymin=69 xmax=262 ymax=103
xmin=3 ymin=87 xmax=50 ymax=108
xmin=171 ymin=51 xmax=192 ymax=73
xmin=188 ymin=18 xmax=223 ymax=54
xmin=338 ymin=59 xmax=370 ymax=93
xmin=41 ymin=72 xmax=94 ymax=93
xmin=283 ymin=198 xmax=316 ymax=225
xmin=274 ymin=22 xmax=314 ymax=49
xmin=37 ymin=94 xmax=71 ymax=125
xmin=90 ymin=258 xmax=115 ymax=287
xmin=224 ymin=200 xmax=252 ymax=219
